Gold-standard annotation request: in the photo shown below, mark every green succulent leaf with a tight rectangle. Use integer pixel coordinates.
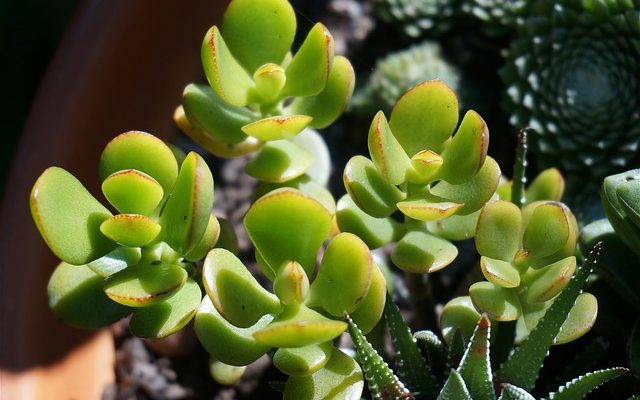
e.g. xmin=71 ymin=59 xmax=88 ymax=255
xmin=184 ymin=214 xmax=220 ymax=262
xmin=542 ymin=368 xmax=628 ymax=400
xmin=281 ymin=23 xmax=333 ymax=98
xmin=251 ymin=63 xmax=286 ymax=103
xmin=349 ymin=264 xmax=387 ymax=334
xmin=391 ymin=230 xmax=458 ymax=273
xmin=439 ymin=110 xmax=489 ymax=185
xmin=602 ymin=170 xmax=640 ymax=255
xmin=244 ymin=188 xmax=332 ymax=277
xmin=47 ymin=262 xmax=131 ymax=329
xmin=273 ymin=341 xmax=333 ymax=377
xmin=30 ymin=167 xmax=115 ymax=265
xmin=475 ymin=200 xmax=522 ymax=261
xmin=287 ymin=55 xmax=355 ymax=129
xmin=368 ymin=111 xmax=411 ymax=185
xmin=209 ymin=357 xmax=246 ymax=385
xmin=221 ymin=0 xmax=296 ymax=73
xmin=257 ymin=175 xmax=336 ymax=214
xmin=408 ymin=150 xmax=444 ymax=184
xmin=88 ymin=247 xmax=141 ymax=277
xmin=426 ymin=209 xmax=481 ymax=241
xmin=480 ymin=257 xmax=521 ymax=288
xmin=470 ymin=282 xmax=521 ymax=321
xmin=283 ymin=348 xmax=364 ymax=400
xmin=414 ymin=329 xmax=447 ymax=382
xmin=103 ymin=261 xmax=187 ymax=307
xmin=457 ymin=315 xmax=496 ymax=400
xmin=241 ymin=115 xmax=312 ymax=141
xmin=524 ymin=256 xmax=576 ymax=303
xmin=526 ymin=168 xmax=564 ymax=203
xmin=617 ymin=180 xmax=640 ymax=228
xmin=99 ymin=131 xmax=178 ymax=196
xmin=289 ymin=128 xmax=332 ymax=186
xmin=203 ymin=248 xmax=280 ymax=328
xmin=521 ymin=202 xmax=571 ymax=262
xmin=440 ymin=296 xmax=482 ymax=345
xmin=389 ymin=80 xmax=459 ymax=157
xmin=437 ymin=369 xmax=472 ymax=400
xmin=99 ymin=214 xmax=161 ymax=248
xmin=129 ymin=278 xmax=201 ymax=338
xmin=245 ymin=140 xmax=312 ymax=183
xmin=195 ymin=296 xmax=272 ymax=366
xmin=497 ymin=384 xmax=535 ymax=400
xmin=101 ymin=169 xmax=164 ymax=215
xmin=274 ymin=260 xmax=310 ymax=305
xmin=554 ymin=293 xmax=598 ymax=345
xmin=448 ymin=330 xmax=466 ymax=371
xmin=336 ymin=195 xmax=403 ymax=249
xmin=397 ymin=197 xmax=463 ymax=221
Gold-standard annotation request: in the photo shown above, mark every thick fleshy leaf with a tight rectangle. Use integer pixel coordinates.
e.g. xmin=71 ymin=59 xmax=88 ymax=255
xmin=475 ymin=200 xmax=522 ymax=261
xmin=426 ymin=209 xmax=481 ymax=241
xmin=201 ymin=26 xmax=253 ymax=106
xmin=47 ymin=262 xmax=131 ymax=329
xmin=457 ymin=316 xmax=496 ymax=400
xmin=253 ymin=304 xmax=347 ymax=348
xmin=281 ymin=23 xmax=333 ymax=97
xmin=289 ymin=129 xmax=331 ymax=186
xmin=349 ymin=264 xmax=387 ymax=334
xmin=184 ymin=214 xmax=220 ymax=262
xmin=437 ymin=369 xmax=472 ymax=400
xmin=30 ymin=167 xmax=115 ymax=265
xmin=245 ymin=140 xmax=312 ymax=183
xmin=368 ymin=111 xmax=411 ymax=185
xmin=521 ymin=202 xmax=571 ymax=262
xmin=88 ymin=247 xmax=141 ymax=277
xmin=308 ymin=233 xmax=372 ymax=316
xmin=160 ymin=152 xmax=214 ymax=254
xmin=407 ymin=150 xmax=443 ymax=184
xmin=209 ymin=357 xmax=246 ymax=385
xmin=283 ymin=348 xmax=364 ymax=400
xmin=439 ymin=110 xmax=489 ymax=185
xmin=244 ymin=188 xmax=332 ymax=276
xmin=524 ymin=256 xmax=576 ymax=303
xmin=344 ymin=155 xmax=405 ymax=218
xmin=602 ymin=170 xmax=640 ymax=254
xmin=498 ymin=384 xmax=535 ymax=400
xmin=274 ymin=260 xmax=310 ymax=305
xmin=616 ymin=180 xmax=640 ymax=228
xmin=336 ymin=195 xmax=403 ymax=249
xmin=103 ymin=262 xmax=187 ymax=307
xmin=397 ymin=197 xmax=463 ymax=221
xmin=129 ymin=278 xmax=201 ymax=338
xmin=273 ymin=342 xmax=333 ymax=376
xmin=203 ymin=248 xmax=280 ymax=328
xmin=195 ymin=296 xmax=272 ymax=366
xmin=102 ymin=169 xmax=164 ymax=215
xmin=287 ymin=55 xmax=354 ymax=129
xmin=440 ymin=296 xmax=481 ymax=344
xmin=391 ymin=230 xmax=458 ymax=273
xmin=99 ymin=131 xmax=178 ymax=195
xmin=251 ymin=63 xmax=286 ymax=103
xmin=257 ymin=175 xmax=336 ymax=214
xmin=431 ymin=156 xmax=501 ymax=215
xmin=542 ymin=367 xmax=627 ymax=400
xmin=100 ymin=214 xmax=161 ymax=247
xmin=181 ymin=84 xmax=254 ymax=145
xmin=525 ymin=168 xmax=564 ymax=203
xmin=480 ymin=257 xmax=521 ymax=288
xmin=389 ymin=80 xmax=459 ymax=157
xmin=242 ymin=115 xmax=312 ymax=141
xmin=470 ymin=282 xmax=521 ymax=321
xmin=554 ymin=293 xmax=598 ymax=345
xmin=221 ymin=0 xmax=295 ymax=73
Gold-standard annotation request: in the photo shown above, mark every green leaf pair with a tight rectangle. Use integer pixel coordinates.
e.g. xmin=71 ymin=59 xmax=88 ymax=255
xmin=602 ymin=168 xmax=640 ymax=257
xmin=339 ymin=80 xmax=500 ymax=273
xmin=31 ymin=131 xmax=219 ymax=337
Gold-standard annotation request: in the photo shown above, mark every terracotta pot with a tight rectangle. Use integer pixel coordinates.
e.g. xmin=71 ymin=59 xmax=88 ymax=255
xmin=0 ymin=0 xmax=227 ymax=398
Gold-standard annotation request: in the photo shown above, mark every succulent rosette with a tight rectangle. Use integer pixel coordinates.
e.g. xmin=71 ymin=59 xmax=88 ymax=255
xmin=30 ymin=131 xmax=218 ymax=338
xmin=462 ymin=0 xmax=529 ymax=35
xmin=374 ymin=0 xmax=464 ymax=37
xmin=338 ymin=80 xmax=501 ymax=273
xmin=501 ymin=0 xmax=640 ymax=179
xmin=195 ymin=187 xmax=384 ymax=394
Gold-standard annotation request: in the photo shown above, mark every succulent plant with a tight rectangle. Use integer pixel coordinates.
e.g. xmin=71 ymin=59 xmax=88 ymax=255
xmin=373 ymin=0 xmax=464 ymax=37
xmin=338 ymin=79 xmax=500 ymax=274
xmin=461 ymin=0 xmax=529 ymax=35
xmin=30 ymin=131 xmax=218 ymax=337
xmin=351 ymin=40 xmax=461 ymax=116
xmin=501 ymin=0 xmax=640 ymax=180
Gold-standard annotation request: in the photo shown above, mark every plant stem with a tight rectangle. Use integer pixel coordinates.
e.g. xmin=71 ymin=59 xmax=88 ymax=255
xmin=405 ymin=271 xmax=438 ymax=330
xmin=511 ymin=128 xmax=530 ymax=209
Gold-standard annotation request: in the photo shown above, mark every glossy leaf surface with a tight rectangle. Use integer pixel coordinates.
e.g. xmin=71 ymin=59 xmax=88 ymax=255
xmin=88 ymin=247 xmax=141 ymax=277
xmin=554 ymin=293 xmax=598 ymax=345
xmin=336 ymin=195 xmax=402 ymax=249
xmin=245 ymin=140 xmax=312 ymax=183
xmin=184 ymin=214 xmax=220 ymax=262
xmin=102 ymin=169 xmax=164 ymax=215
xmin=525 ymin=256 xmax=576 ymax=303
xmin=273 ymin=341 xmax=333 ymax=376
xmin=470 ymin=282 xmax=521 ymax=321
xmin=440 ymin=296 xmax=481 ymax=344
xmin=282 ymin=23 xmax=333 ymax=97
xmin=476 ymin=200 xmax=522 ymax=261
xmin=391 ymin=230 xmax=458 ymax=273
xmin=100 ymin=214 xmax=161 ymax=247
xmin=480 ymin=257 xmax=520 ymax=288
xmin=368 ymin=111 xmax=411 ymax=185
xmin=439 ymin=110 xmax=489 ymax=184
xmin=242 ymin=115 xmax=311 ymax=141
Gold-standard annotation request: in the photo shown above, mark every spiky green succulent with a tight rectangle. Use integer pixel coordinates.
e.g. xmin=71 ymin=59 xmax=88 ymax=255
xmin=501 ymin=0 xmax=640 ymax=179
xmin=462 ymin=0 xmax=529 ymax=35
xmin=351 ymin=41 xmax=461 ymax=116
xmin=374 ymin=0 xmax=463 ymax=37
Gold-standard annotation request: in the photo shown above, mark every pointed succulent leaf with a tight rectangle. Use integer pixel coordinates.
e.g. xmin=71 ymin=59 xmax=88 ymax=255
xmin=470 ymin=282 xmax=521 ymax=321
xmin=181 ymin=84 xmax=254 ymax=145
xmin=457 ymin=315 xmax=496 ymax=400
xmin=103 ymin=261 xmax=187 ymax=307
xmin=521 ymin=202 xmax=571 ymax=262
xmin=160 ymin=152 xmax=214 ymax=254
xmin=242 ymin=115 xmax=312 ymax=141
xmin=498 ymin=384 xmax=535 ymax=400
xmin=102 ymin=169 xmax=164 ymax=215
xmin=554 ymin=293 xmax=598 ymax=345
xmin=129 ymin=278 xmax=201 ymax=338
xmin=496 ymin=243 xmax=602 ymax=391
xmin=184 ymin=214 xmax=220 ymax=262
xmin=439 ymin=110 xmax=489 ymax=185
xmin=47 ymin=262 xmax=131 ymax=329
xmin=287 ymin=55 xmax=355 ymax=129
xmin=308 ymin=233 xmax=372 ymax=316
xmin=253 ymin=304 xmax=347 ymax=348
xmin=283 ymin=348 xmax=364 ymax=400
xmin=99 ymin=214 xmax=161 ymax=248
xmin=30 ymin=167 xmax=115 ymax=265
xmin=346 ymin=315 xmax=412 ymax=400
xmin=195 ymin=296 xmax=272 ymax=366
xmin=480 ymin=257 xmax=521 ymax=288
xmin=368 ymin=111 xmax=411 ymax=185
xmin=389 ymin=80 xmax=459 ymax=157
xmin=344 ymin=155 xmax=406 ymax=218
xmin=414 ymin=330 xmax=447 ymax=381
xmin=336 ymin=195 xmax=403 ymax=249
xmin=391 ymin=230 xmax=458 ymax=273
xmin=440 ymin=297 xmax=482 ymax=345
xmin=274 ymin=260 xmax=310 ymax=305
xmin=209 ymin=357 xmax=246 ymax=385
xmin=384 ymin=293 xmax=439 ymax=399
xmin=407 ymin=150 xmax=443 ymax=184
xmin=426 ymin=209 xmax=482 ymax=241
xmin=273 ymin=341 xmax=333 ymax=376
xmin=431 ymin=156 xmax=501 ymax=215
xmin=397 ymin=197 xmax=463 ymax=221
xmin=251 ymin=63 xmax=286 ymax=103
xmin=203 ymin=248 xmax=280 ymax=328
xmin=244 ymin=188 xmax=332 ymax=276
xmin=542 ymin=368 xmax=627 ymax=400
xmin=437 ymin=369 xmax=472 ymax=400
xmin=99 ymin=131 xmax=178 ymax=195
xmin=524 ymin=256 xmax=576 ymax=303
xmin=475 ymin=200 xmax=522 ymax=261
xmin=448 ymin=330 xmax=466 ymax=371
xmin=201 ymin=26 xmax=253 ymax=106
xmin=245 ymin=140 xmax=312 ymax=183
xmin=349 ymin=264 xmax=387 ymax=334
xmin=525 ymin=168 xmax=564 ymax=203
xmin=281 ymin=23 xmax=333 ymax=98
xmin=88 ymin=247 xmax=141 ymax=277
